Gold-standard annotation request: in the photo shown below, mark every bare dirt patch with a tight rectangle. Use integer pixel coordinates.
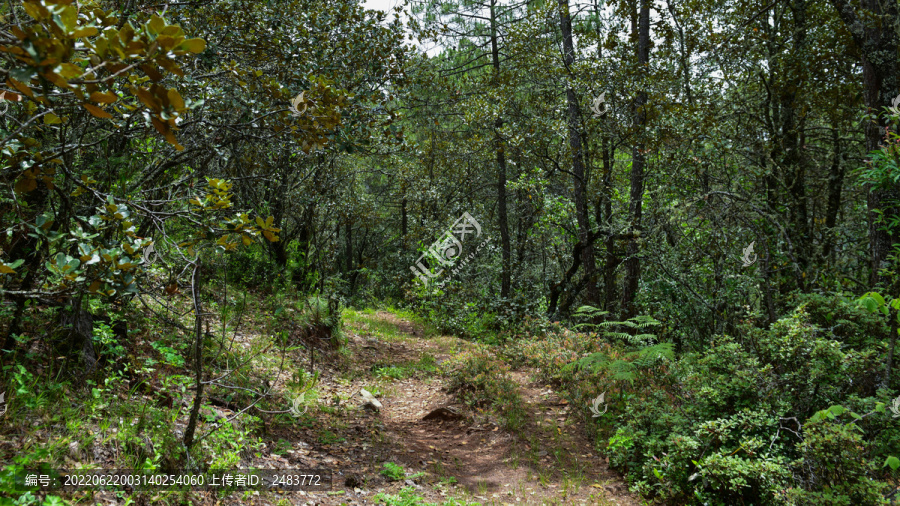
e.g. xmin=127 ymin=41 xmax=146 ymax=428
xmin=165 ymin=310 xmax=642 ymax=505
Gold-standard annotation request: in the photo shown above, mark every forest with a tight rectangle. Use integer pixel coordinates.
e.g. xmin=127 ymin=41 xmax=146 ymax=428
xmin=1 ymin=0 xmax=900 ymax=504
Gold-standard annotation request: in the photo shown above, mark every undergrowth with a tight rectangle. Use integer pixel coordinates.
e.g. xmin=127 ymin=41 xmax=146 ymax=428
xmin=505 ymin=298 xmax=900 ymax=505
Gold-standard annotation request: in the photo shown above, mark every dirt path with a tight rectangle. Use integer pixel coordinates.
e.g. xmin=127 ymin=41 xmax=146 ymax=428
xmin=233 ymin=309 xmax=640 ymax=506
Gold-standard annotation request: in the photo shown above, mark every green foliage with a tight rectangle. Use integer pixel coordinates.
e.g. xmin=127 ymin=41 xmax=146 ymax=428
xmin=299 ymin=295 xmax=344 ymax=344
xmin=317 ymin=429 xmax=345 ymax=445
xmin=606 ymin=427 xmax=636 ymax=470
xmin=225 ymin=243 xmax=282 ymax=288
xmin=564 ymin=343 xmax=674 ymax=383
xmin=511 ymin=297 xmax=900 ymax=504
xmin=786 ymin=292 xmax=889 ymax=348
xmin=374 ymin=486 xmax=427 ymax=506
xmin=150 ymin=341 xmax=186 ymax=368
xmin=93 ymin=322 xmax=125 ymax=361
xmin=407 ymin=287 xmax=542 ymax=342
xmin=855 ymin=121 xmax=900 ymax=191
xmin=786 ymin=418 xmax=889 ymax=505
xmin=562 ymin=308 xmax=671 ymax=384
xmin=380 ymin=461 xmax=407 ymax=482
xmin=374 ymin=486 xmax=479 ymax=506
xmin=371 ymin=354 xmax=439 ymax=381
xmin=373 ymin=365 xmax=409 ymax=381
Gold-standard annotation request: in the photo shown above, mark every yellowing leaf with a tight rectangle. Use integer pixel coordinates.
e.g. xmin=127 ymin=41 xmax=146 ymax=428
xmin=132 ymin=86 xmax=158 ymax=111
xmin=22 ymin=2 xmax=46 ymax=20
xmin=72 ymin=26 xmax=99 ymax=37
xmin=14 ymin=176 xmax=37 ymax=194
xmin=83 ymin=103 xmax=112 ymax=118
xmin=89 ymin=91 xmax=118 ymax=104
xmin=150 ymin=116 xmax=168 ymax=135
xmin=147 ymin=14 xmax=166 ymax=35
xmin=167 ymin=88 xmax=184 ymax=110
xmin=179 ymin=38 xmax=206 ymax=53
xmin=56 ymin=63 xmax=83 ymax=79
xmin=44 ymin=113 xmax=62 ymax=124
xmin=0 ymin=265 xmax=15 ymax=274
xmin=140 ymin=63 xmax=164 ymax=82
xmin=156 ymin=35 xmax=177 ymax=51
xmin=8 ymin=78 xmax=34 ymax=98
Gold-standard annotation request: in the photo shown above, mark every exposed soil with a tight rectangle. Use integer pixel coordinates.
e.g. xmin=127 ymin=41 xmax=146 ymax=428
xmin=47 ymin=310 xmax=639 ymax=506
xmin=229 ymin=310 xmax=641 ymax=505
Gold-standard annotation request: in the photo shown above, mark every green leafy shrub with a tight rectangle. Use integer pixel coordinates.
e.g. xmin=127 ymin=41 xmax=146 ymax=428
xmin=508 ymin=298 xmax=900 ymax=504
xmin=785 ymin=418 xmax=889 ymax=505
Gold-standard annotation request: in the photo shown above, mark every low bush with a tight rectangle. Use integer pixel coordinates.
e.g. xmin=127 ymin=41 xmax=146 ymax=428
xmin=442 ymin=348 xmax=525 ymax=429
xmin=507 ymin=298 xmax=900 ymax=505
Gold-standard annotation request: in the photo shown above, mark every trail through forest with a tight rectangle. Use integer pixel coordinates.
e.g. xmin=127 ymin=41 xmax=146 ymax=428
xmin=240 ymin=310 xmax=639 ymax=506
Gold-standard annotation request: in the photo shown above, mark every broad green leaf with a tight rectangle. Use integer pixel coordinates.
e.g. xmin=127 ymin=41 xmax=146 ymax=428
xmin=859 ymin=296 xmax=878 ymax=313
xmin=866 ymin=291 xmax=885 ymax=307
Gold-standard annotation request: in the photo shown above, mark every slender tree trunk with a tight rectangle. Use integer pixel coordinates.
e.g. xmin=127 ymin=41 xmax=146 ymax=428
xmin=345 ymin=221 xmax=354 ymax=294
xmin=602 ymin=137 xmax=618 ymax=312
xmin=401 ymin=195 xmax=408 ymax=248
xmin=887 ymin=306 xmax=897 ymax=388
xmin=184 ymin=261 xmax=204 ymax=450
xmin=831 ymin=0 xmax=900 ymax=287
xmin=558 ymin=0 xmax=598 ymax=305
xmin=621 ymin=0 xmax=650 ymax=318
xmin=779 ymin=0 xmax=809 ymax=290
xmin=491 ymin=0 xmax=512 ymax=299
xmin=823 ymin=126 xmax=845 ymax=259
xmin=666 ymin=0 xmax=693 ymax=106
xmin=592 ymin=0 xmax=617 ymax=312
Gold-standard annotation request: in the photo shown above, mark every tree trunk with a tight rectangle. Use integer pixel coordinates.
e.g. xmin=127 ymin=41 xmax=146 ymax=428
xmin=491 ymin=0 xmax=512 ymax=299
xmin=268 ymin=179 xmax=289 ymax=268
xmin=830 ymin=0 xmax=900 ymax=287
xmin=401 ymin=195 xmax=408 ymax=249
xmin=780 ymin=0 xmax=809 ymax=290
xmin=823 ymin=125 xmax=845 ymax=259
xmin=183 ymin=261 xmax=204 ymax=450
xmin=887 ymin=306 xmax=897 ymax=388
xmin=558 ymin=0 xmax=598 ymax=305
xmin=621 ymin=0 xmax=650 ymax=318
xmin=602 ymin=136 xmax=619 ymax=312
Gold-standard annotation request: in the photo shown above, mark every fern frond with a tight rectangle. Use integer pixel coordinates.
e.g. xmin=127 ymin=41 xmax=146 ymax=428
xmin=632 ymin=343 xmax=675 ymax=367
xmin=598 ymin=320 xmax=638 ymax=329
xmin=573 ymin=305 xmax=610 ymax=317
xmin=606 ymin=360 xmax=637 ymax=382
xmin=565 ymin=352 xmax=612 ymax=374
xmin=628 ymin=315 xmax=661 ymax=328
